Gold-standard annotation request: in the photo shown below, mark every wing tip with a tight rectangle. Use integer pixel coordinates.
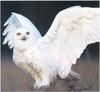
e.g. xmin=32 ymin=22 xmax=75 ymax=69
xmin=2 ymin=32 xmax=6 ymax=36
xmin=4 ymin=12 xmax=18 ymax=26
xmin=4 ymin=12 xmax=15 ymax=26
xmin=2 ymin=40 xmax=6 ymax=45
xmin=11 ymin=12 xmax=17 ymax=15
xmin=4 ymin=21 xmax=8 ymax=26
xmin=12 ymin=12 xmax=20 ymax=17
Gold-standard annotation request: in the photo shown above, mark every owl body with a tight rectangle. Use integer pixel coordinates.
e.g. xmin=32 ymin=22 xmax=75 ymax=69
xmin=13 ymin=37 xmax=72 ymax=88
xmin=13 ymin=40 xmax=57 ymax=88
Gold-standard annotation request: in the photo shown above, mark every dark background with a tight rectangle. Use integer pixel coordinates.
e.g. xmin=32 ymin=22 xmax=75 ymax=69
xmin=1 ymin=1 xmax=99 ymax=61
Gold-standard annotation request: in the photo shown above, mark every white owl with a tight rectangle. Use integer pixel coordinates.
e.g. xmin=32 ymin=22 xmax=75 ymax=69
xmin=2 ymin=6 xmax=100 ymax=88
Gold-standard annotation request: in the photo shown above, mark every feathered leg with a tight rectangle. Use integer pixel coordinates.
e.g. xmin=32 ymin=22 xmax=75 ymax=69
xmin=58 ymin=64 xmax=71 ymax=79
xmin=31 ymin=71 xmax=50 ymax=88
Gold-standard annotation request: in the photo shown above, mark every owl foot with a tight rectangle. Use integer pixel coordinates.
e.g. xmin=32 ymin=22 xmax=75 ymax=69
xmin=58 ymin=65 xmax=71 ymax=79
xmin=34 ymin=79 xmax=50 ymax=89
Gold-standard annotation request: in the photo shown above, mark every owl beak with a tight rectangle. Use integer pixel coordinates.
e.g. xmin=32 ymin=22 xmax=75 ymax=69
xmin=21 ymin=36 xmax=27 ymax=41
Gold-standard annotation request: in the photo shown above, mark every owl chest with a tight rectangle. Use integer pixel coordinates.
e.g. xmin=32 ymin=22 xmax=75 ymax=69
xmin=14 ymin=51 xmax=35 ymax=70
xmin=13 ymin=51 xmax=26 ymax=66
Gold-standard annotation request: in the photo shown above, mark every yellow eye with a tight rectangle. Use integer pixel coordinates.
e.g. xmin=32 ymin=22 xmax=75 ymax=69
xmin=17 ymin=33 xmax=21 ymax=36
xmin=26 ymin=32 xmax=30 ymax=35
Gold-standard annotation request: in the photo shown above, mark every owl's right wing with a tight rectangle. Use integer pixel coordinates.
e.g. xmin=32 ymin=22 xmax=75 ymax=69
xmin=2 ymin=12 xmax=41 ymax=49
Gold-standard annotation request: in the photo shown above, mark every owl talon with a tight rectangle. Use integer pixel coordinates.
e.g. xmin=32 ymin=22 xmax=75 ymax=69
xmin=34 ymin=79 xmax=50 ymax=89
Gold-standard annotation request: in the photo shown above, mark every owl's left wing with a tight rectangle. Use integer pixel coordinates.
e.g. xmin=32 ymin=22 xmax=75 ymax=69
xmin=43 ymin=6 xmax=100 ymax=64
xmin=2 ymin=12 xmax=41 ymax=49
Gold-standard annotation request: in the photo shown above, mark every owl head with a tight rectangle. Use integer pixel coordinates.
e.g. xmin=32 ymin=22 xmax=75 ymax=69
xmin=13 ymin=27 xmax=35 ymax=51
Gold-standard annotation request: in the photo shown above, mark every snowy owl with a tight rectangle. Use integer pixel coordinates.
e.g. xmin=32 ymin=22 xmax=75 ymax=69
xmin=2 ymin=6 xmax=100 ymax=88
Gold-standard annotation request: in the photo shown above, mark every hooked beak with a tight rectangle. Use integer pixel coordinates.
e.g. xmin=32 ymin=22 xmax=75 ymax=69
xmin=21 ymin=36 xmax=27 ymax=41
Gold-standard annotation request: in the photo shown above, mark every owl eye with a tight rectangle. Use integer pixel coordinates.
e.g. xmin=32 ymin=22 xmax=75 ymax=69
xmin=26 ymin=32 xmax=30 ymax=35
xmin=16 ymin=33 xmax=21 ymax=36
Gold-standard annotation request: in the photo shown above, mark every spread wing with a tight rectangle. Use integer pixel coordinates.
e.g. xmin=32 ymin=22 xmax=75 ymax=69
xmin=43 ymin=6 xmax=100 ymax=64
xmin=2 ymin=12 xmax=41 ymax=49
